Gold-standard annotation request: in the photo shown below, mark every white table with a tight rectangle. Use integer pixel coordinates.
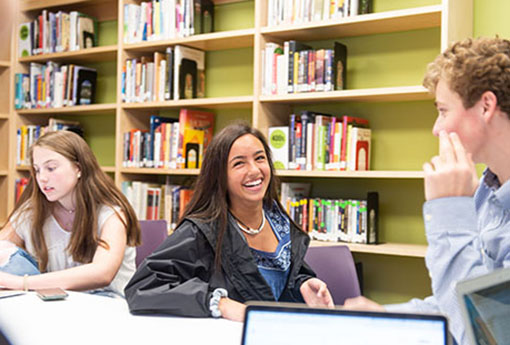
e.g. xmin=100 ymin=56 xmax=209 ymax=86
xmin=0 ymin=291 xmax=243 ymax=345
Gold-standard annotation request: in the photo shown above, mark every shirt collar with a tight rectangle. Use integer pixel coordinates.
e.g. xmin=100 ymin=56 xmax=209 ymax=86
xmin=483 ymin=168 xmax=510 ymax=209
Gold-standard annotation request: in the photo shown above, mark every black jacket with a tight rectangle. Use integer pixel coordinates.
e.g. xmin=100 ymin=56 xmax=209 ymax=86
xmin=124 ymin=216 xmax=315 ymax=317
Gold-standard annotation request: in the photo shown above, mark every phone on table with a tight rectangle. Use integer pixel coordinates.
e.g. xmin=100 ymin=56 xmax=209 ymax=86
xmin=36 ymin=288 xmax=68 ymax=301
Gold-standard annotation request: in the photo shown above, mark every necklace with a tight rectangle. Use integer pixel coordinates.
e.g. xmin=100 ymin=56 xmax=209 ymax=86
xmin=233 ymin=209 xmax=266 ymax=235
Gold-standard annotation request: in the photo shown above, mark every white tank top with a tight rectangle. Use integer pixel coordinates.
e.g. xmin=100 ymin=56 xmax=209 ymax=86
xmin=13 ymin=204 xmax=136 ymax=297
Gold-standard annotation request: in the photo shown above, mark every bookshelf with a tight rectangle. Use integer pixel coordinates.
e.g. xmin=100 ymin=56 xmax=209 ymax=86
xmin=5 ymin=0 xmax=474 ymax=303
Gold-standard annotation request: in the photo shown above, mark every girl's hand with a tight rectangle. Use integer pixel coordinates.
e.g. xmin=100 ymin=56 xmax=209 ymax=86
xmin=300 ymin=278 xmax=334 ymax=308
xmin=343 ymin=296 xmax=385 ymax=311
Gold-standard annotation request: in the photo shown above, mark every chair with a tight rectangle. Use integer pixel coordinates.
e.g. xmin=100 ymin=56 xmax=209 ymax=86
xmin=304 ymin=245 xmax=361 ymax=305
xmin=136 ymin=220 xmax=169 ymax=267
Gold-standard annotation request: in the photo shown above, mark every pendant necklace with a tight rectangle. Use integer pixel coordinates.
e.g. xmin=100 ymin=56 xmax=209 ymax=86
xmin=233 ymin=209 xmax=266 ymax=235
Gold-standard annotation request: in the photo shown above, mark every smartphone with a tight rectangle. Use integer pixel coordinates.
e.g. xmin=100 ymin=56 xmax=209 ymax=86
xmin=36 ymin=288 xmax=68 ymax=301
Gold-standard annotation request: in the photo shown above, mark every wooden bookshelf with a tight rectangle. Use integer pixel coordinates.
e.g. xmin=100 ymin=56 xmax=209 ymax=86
xmin=124 ymin=29 xmax=256 ymax=53
xmin=120 ymin=168 xmax=200 ymax=176
xmin=121 ymin=96 xmax=254 ymax=110
xmin=17 ymin=103 xmax=117 ymax=116
xmin=259 ymin=86 xmax=432 ymax=104
xmin=261 ymin=5 xmax=441 ymax=41
xmin=310 ymin=241 xmax=427 ymax=258
xmin=276 ymin=170 xmax=424 ymax=179
xmin=19 ymin=45 xmax=118 ymax=64
xmin=5 ymin=0 xmax=474 ymax=302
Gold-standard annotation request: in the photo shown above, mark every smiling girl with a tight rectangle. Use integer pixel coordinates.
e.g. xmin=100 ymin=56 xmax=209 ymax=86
xmin=125 ymin=122 xmax=333 ymax=320
xmin=0 ymin=131 xmax=140 ymax=296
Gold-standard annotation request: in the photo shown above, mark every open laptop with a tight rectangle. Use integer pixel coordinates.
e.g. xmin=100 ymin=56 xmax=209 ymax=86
xmin=456 ymin=267 xmax=510 ymax=345
xmin=241 ymin=302 xmax=448 ymax=345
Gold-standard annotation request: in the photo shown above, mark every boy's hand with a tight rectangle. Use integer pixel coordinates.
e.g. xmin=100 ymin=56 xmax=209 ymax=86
xmin=423 ymin=131 xmax=479 ymax=201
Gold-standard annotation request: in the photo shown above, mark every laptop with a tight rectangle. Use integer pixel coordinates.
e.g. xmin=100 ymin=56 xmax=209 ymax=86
xmin=241 ymin=302 xmax=448 ymax=345
xmin=456 ymin=267 xmax=510 ymax=345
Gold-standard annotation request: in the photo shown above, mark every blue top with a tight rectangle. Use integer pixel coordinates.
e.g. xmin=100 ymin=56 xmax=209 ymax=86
xmin=231 ymin=202 xmax=291 ymax=300
xmin=386 ymin=169 xmax=510 ymax=345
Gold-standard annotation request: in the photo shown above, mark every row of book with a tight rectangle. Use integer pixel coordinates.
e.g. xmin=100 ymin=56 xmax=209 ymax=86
xmin=281 ymin=183 xmax=378 ymax=244
xmin=121 ymin=178 xmax=194 ymax=232
xmin=15 ymin=178 xmax=30 ymax=203
xmin=122 ymin=45 xmax=205 ymax=103
xmin=16 ymin=119 xmax=83 ymax=166
xmin=123 ymin=109 xmax=214 ymax=169
xmin=18 ymin=10 xmax=97 ymax=57
xmin=269 ymin=112 xmax=371 ymax=171
xmin=15 ymin=62 xmax=97 ymax=109
xmin=123 ymin=0 xmax=214 ymax=44
xmin=262 ymin=41 xmax=346 ymax=95
xmin=267 ymin=0 xmax=372 ymax=27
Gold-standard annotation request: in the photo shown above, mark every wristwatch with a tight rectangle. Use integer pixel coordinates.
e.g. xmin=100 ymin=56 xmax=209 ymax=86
xmin=209 ymin=288 xmax=228 ymax=318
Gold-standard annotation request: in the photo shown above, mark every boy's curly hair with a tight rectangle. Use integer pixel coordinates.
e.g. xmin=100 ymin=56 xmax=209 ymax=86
xmin=423 ymin=37 xmax=510 ymax=118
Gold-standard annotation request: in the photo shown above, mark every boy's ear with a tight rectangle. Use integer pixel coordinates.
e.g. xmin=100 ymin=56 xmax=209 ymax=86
xmin=480 ymin=91 xmax=498 ymax=122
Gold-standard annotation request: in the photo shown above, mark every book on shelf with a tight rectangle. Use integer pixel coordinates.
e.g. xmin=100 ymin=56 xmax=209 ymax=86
xmin=74 ymin=67 xmax=97 ymax=106
xmin=267 ymin=0 xmax=372 ymax=28
xmin=21 ymin=10 xmax=98 ymax=56
xmin=177 ymin=109 xmax=215 ymax=169
xmin=296 ymin=191 xmax=378 ymax=244
xmin=174 ymin=45 xmax=205 ymax=100
xmin=15 ymin=178 xmax=30 ymax=203
xmin=340 ymin=116 xmax=369 ymax=171
xmin=333 ymin=42 xmax=347 ymax=90
xmin=193 ymin=0 xmax=214 ymax=34
xmin=268 ymin=126 xmax=289 ymax=170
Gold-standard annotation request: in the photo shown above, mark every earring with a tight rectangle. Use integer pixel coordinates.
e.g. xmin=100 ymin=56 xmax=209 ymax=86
xmin=77 ymin=172 xmax=81 ymax=179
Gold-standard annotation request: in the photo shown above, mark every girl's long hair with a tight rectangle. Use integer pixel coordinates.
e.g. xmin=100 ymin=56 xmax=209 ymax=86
xmin=8 ymin=131 xmax=141 ymax=272
xmin=179 ymin=122 xmax=285 ymax=267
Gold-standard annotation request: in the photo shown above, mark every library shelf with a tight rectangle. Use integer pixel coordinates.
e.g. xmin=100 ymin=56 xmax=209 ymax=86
xmin=259 ymin=86 xmax=431 ymax=104
xmin=121 ymin=96 xmax=254 ymax=110
xmin=120 ymin=168 xmax=200 ymax=176
xmin=276 ymin=170 xmax=424 ymax=179
xmin=310 ymin=240 xmax=427 ymax=258
xmin=0 ymin=60 xmax=10 ymax=68
xmin=17 ymin=103 xmax=117 ymax=116
xmin=0 ymin=170 xmax=7 ymax=177
xmin=101 ymin=166 xmax=116 ymax=173
xmin=18 ymin=45 xmax=118 ymax=64
xmin=0 ymin=113 xmax=9 ymax=120
xmin=261 ymin=5 xmax=441 ymax=42
xmin=20 ymin=0 xmax=106 ymax=11
xmin=16 ymin=166 xmax=30 ymax=172
xmin=214 ymin=0 xmax=248 ymax=4
xmin=123 ymin=28 xmax=256 ymax=53
xmin=20 ymin=0 xmax=118 ymax=22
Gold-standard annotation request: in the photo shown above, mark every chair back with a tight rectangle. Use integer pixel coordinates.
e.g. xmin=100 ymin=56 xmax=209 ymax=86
xmin=304 ymin=245 xmax=361 ymax=305
xmin=136 ymin=220 xmax=168 ymax=267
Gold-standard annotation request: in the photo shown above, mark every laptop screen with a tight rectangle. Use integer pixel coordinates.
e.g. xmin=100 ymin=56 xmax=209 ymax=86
xmin=242 ymin=304 xmax=447 ymax=345
xmin=461 ymin=279 xmax=510 ymax=345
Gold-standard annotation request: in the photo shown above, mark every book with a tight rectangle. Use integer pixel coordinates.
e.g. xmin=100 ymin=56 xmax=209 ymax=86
xmin=18 ymin=23 xmax=32 ymax=57
xmin=194 ymin=0 xmax=214 ymax=34
xmin=280 ymin=182 xmax=311 ymax=211
xmin=366 ymin=191 xmax=378 ymax=244
xmin=183 ymin=129 xmax=204 ymax=169
xmin=268 ymin=126 xmax=289 ymax=170
xmin=348 ymin=127 xmax=371 ymax=171
xmin=75 ymin=67 xmax=97 ymax=105
xmin=173 ymin=45 xmax=205 ymax=100
xmin=287 ymin=40 xmax=312 ymax=93
xmin=340 ymin=116 xmax=369 ymax=170
xmin=76 ymin=13 xmax=97 ymax=50
xmin=149 ymin=115 xmax=178 ymax=168
xmin=333 ymin=42 xmax=347 ymax=90
xmin=177 ymin=109 xmax=215 ymax=169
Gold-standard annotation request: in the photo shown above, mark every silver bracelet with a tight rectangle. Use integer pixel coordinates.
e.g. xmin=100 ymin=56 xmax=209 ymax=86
xmin=209 ymin=288 xmax=228 ymax=318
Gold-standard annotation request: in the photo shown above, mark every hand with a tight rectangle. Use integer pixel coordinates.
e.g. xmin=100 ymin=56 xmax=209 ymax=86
xmin=218 ymin=297 xmax=246 ymax=322
xmin=300 ymin=278 xmax=334 ymax=308
xmin=0 ymin=271 xmax=23 ymax=290
xmin=343 ymin=296 xmax=385 ymax=312
xmin=423 ymin=131 xmax=479 ymax=201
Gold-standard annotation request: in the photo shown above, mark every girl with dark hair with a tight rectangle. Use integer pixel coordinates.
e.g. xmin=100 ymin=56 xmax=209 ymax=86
xmin=125 ymin=122 xmax=332 ymax=320
xmin=0 ymin=131 xmax=141 ymax=296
